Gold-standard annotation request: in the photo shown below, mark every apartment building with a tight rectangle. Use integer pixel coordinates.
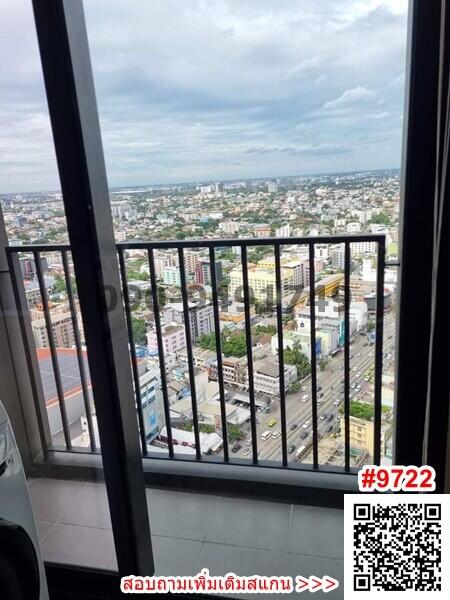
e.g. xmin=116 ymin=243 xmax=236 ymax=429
xmin=146 ymin=324 xmax=186 ymax=355
xmin=31 ymin=311 xmax=75 ymax=348
xmin=163 ymin=301 xmax=214 ymax=343
xmin=229 ymin=264 xmax=294 ymax=303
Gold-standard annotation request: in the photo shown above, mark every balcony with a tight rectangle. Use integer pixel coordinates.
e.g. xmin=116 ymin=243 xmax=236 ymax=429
xmin=6 ymin=234 xmax=389 ymax=493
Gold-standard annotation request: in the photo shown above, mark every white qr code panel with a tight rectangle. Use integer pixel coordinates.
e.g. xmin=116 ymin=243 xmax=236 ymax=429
xmin=344 ymin=494 xmax=450 ymax=598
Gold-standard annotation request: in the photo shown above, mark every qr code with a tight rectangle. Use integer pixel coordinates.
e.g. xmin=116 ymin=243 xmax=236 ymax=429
xmin=345 ymin=494 xmax=450 ymax=598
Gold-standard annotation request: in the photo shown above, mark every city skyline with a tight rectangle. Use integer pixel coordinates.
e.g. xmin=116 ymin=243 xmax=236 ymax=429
xmin=1 ymin=165 xmax=399 ymax=197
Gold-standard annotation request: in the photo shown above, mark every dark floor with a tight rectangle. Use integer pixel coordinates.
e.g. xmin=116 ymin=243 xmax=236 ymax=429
xmin=29 ymin=477 xmax=343 ymax=598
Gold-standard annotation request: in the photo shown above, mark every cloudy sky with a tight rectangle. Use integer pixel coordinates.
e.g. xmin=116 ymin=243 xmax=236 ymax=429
xmin=0 ymin=0 xmax=408 ymax=193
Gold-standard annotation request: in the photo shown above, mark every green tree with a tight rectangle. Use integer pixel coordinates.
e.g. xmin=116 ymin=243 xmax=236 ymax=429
xmin=228 ymin=424 xmax=245 ymax=442
xmin=252 ymin=324 xmax=277 ymax=336
xmin=289 ymin=381 xmax=301 ymax=393
xmin=132 ymin=317 xmax=147 ymax=344
xmin=53 ymin=275 xmax=66 ymax=294
xmin=318 ymin=357 xmax=329 ymax=371
xmin=284 ymin=343 xmax=311 ymax=379
xmin=367 ymin=320 xmax=376 ymax=333
xmin=369 ymin=212 xmax=391 ymax=226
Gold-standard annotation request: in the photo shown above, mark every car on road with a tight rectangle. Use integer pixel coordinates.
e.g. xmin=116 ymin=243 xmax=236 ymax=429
xmin=288 ymin=445 xmax=296 ymax=454
xmin=246 ymin=439 xmax=252 ymax=446
xmin=317 ymin=385 xmax=322 ymax=392
xmin=290 ymin=423 xmax=298 ymax=431
xmin=333 ymin=399 xmax=341 ymax=406
xmin=267 ymin=419 xmax=277 ymax=427
xmin=326 ymin=414 xmax=334 ymax=422
xmin=300 ymin=431 xmax=309 ymax=440
xmin=302 ymin=420 xmax=311 ymax=429
xmin=319 ymin=392 xmax=324 ymax=398
xmin=302 ymin=394 xmax=309 ymax=402
xmin=231 ymin=444 xmax=242 ymax=453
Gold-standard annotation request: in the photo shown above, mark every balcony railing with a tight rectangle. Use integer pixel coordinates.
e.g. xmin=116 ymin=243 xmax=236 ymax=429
xmin=6 ymin=234 xmax=387 ymax=475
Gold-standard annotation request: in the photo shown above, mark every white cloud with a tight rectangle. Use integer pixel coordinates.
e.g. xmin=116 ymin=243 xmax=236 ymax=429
xmin=322 ymin=87 xmax=377 ymax=110
xmin=0 ymin=0 xmax=408 ymax=192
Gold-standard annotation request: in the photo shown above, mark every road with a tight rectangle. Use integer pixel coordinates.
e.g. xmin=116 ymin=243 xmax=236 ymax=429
xmin=231 ymin=309 xmax=397 ymax=463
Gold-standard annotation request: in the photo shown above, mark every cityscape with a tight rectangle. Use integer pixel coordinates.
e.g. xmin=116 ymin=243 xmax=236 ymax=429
xmin=0 ymin=167 xmax=399 ymax=467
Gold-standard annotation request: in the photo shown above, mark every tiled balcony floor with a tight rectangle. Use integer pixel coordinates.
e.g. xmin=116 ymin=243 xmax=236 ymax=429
xmin=29 ymin=477 xmax=344 ymax=598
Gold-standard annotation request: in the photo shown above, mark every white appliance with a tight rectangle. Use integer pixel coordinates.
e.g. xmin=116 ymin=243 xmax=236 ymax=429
xmin=0 ymin=400 xmax=49 ymax=599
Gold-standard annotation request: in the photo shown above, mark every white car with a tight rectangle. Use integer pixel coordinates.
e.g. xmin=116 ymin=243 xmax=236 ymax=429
xmin=0 ymin=400 xmax=49 ymax=599
xmin=302 ymin=420 xmax=311 ymax=429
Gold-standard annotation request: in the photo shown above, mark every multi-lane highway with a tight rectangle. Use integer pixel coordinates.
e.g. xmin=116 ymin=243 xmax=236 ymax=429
xmin=231 ymin=310 xmax=397 ymax=463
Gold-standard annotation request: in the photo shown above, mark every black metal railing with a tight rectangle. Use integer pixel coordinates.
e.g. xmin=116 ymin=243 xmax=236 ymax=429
xmin=6 ymin=233 xmax=387 ymax=474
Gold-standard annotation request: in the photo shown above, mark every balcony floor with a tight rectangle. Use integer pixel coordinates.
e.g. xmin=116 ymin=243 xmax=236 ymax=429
xmin=29 ymin=477 xmax=343 ymax=598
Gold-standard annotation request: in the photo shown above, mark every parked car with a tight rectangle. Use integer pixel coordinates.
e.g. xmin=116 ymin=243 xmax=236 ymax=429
xmin=267 ymin=419 xmax=277 ymax=427
xmin=231 ymin=444 xmax=242 ymax=453
xmin=302 ymin=420 xmax=311 ymax=429
xmin=325 ymin=425 xmax=333 ymax=433
xmin=290 ymin=423 xmax=298 ymax=431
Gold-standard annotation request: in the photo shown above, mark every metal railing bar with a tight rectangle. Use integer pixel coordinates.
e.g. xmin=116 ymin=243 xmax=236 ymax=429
xmin=61 ymin=250 xmax=96 ymax=452
xmin=274 ymin=244 xmax=288 ymax=467
xmin=241 ymin=245 xmax=258 ymax=464
xmin=148 ymin=248 xmax=174 ymax=458
xmin=34 ymin=251 xmax=71 ymax=450
xmin=373 ymin=239 xmax=386 ymax=465
xmin=308 ymin=243 xmax=319 ymax=470
xmin=208 ymin=246 xmax=229 ymax=462
xmin=7 ymin=234 xmax=386 ymax=254
xmin=343 ymin=243 xmax=351 ymax=471
xmin=177 ymin=247 xmax=202 ymax=460
xmin=117 ymin=247 xmax=148 ymax=456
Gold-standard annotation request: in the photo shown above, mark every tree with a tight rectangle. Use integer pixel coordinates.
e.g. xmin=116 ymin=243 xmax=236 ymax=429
xmin=367 ymin=320 xmax=376 ymax=333
xmin=318 ymin=357 xmax=329 ymax=371
xmin=228 ymin=424 xmax=245 ymax=442
xmin=198 ymin=331 xmax=248 ymax=358
xmin=132 ymin=317 xmax=147 ymax=344
xmin=289 ymin=381 xmax=301 ymax=393
xmin=53 ymin=275 xmax=66 ymax=294
xmin=252 ymin=324 xmax=277 ymax=336
xmin=369 ymin=212 xmax=391 ymax=226
xmin=284 ymin=343 xmax=311 ymax=379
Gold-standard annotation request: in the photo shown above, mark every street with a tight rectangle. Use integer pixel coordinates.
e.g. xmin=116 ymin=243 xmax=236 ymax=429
xmin=231 ymin=309 xmax=397 ymax=463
